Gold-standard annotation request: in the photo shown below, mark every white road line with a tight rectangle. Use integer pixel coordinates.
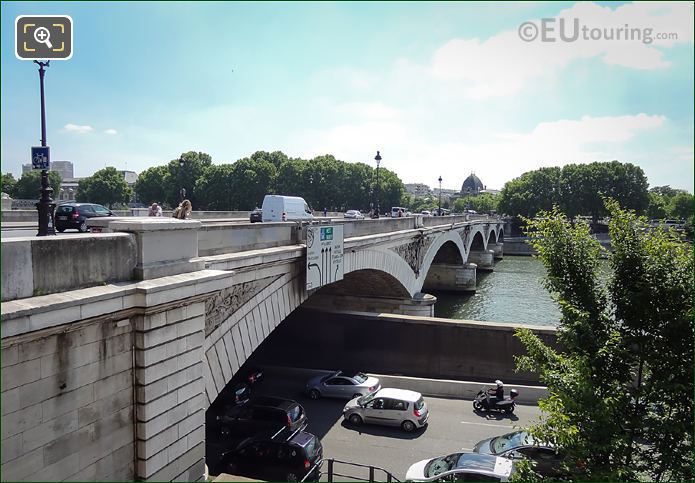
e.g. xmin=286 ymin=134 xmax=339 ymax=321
xmin=460 ymin=420 xmax=513 ymax=428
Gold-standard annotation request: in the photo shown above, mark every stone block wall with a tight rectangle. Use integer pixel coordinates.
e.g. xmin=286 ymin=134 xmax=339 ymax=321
xmin=133 ymin=301 xmax=207 ymax=481
xmin=0 ymin=318 xmax=135 ymax=481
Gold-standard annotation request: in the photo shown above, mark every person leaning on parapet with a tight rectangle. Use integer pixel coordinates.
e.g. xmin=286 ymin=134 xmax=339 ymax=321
xmin=172 ymin=199 xmax=192 ymax=219
xmin=148 ymin=202 xmax=163 ymax=217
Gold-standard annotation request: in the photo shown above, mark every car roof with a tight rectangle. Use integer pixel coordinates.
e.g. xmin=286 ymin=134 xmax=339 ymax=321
xmin=454 ymin=453 xmax=514 ymax=477
xmin=375 ymin=388 xmax=421 ymax=401
xmin=251 ymin=396 xmax=298 ymax=410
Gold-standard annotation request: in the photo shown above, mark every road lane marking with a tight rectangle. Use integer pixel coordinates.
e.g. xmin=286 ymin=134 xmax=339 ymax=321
xmin=460 ymin=420 xmax=514 ymax=428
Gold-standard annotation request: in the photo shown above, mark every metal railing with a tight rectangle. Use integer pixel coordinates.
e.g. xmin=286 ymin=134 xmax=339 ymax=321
xmin=302 ymin=458 xmax=400 ymax=482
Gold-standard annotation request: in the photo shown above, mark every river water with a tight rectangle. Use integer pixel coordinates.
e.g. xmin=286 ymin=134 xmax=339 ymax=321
xmin=431 ymin=256 xmax=562 ymax=326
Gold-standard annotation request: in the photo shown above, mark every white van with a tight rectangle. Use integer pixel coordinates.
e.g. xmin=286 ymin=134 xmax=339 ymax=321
xmin=391 ymin=207 xmax=407 ymax=218
xmin=261 ymin=195 xmax=314 ymax=222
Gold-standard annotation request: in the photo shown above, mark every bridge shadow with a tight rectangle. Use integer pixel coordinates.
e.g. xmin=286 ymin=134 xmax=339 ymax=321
xmin=339 ymin=419 xmax=427 ymax=439
xmin=472 ymin=409 xmax=519 ymax=422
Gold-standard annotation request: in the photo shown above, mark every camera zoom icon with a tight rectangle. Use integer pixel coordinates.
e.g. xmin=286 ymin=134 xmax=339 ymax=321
xmin=16 ymin=15 xmax=73 ymax=60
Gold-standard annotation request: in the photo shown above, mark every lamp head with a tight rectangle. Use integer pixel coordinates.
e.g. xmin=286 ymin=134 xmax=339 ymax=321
xmin=375 ymin=151 xmax=382 ymax=164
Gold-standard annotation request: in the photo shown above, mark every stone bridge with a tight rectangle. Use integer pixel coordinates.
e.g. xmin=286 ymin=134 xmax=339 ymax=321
xmin=1 ymin=215 xmax=504 ymax=481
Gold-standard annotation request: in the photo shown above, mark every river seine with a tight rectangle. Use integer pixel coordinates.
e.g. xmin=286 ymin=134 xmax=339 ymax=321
xmin=431 ymin=256 xmax=562 ymax=326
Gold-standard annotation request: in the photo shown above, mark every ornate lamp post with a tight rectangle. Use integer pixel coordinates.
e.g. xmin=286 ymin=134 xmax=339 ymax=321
xmin=34 ymin=60 xmax=55 ymax=236
xmin=438 ymin=176 xmax=442 ymax=216
xmin=374 ymin=151 xmax=382 ymax=219
xmin=179 ymin=157 xmax=186 ymax=202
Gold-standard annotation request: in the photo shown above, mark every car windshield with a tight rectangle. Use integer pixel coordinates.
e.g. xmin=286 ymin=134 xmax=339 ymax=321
xmin=345 ymin=372 xmax=368 ymax=383
xmin=56 ymin=205 xmax=73 ymax=213
xmin=303 ymin=437 xmax=320 ymax=457
xmin=425 ymin=453 xmax=462 ymax=477
xmin=288 ymin=405 xmax=302 ymax=422
xmin=491 ymin=431 xmax=533 ymax=453
xmin=358 ymin=392 xmax=376 ymax=405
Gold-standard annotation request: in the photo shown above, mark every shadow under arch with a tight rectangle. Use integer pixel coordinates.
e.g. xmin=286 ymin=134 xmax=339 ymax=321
xmin=469 ymin=230 xmax=486 ymax=252
xmin=312 ymin=268 xmax=411 ymax=299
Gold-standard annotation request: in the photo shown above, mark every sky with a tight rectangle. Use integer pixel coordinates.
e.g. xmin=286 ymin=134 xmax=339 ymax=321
xmin=1 ymin=1 xmax=693 ymax=191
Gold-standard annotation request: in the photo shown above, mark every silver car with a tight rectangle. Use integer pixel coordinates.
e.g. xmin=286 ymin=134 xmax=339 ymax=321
xmin=305 ymin=370 xmax=380 ymax=400
xmin=342 ymin=388 xmax=429 ymax=432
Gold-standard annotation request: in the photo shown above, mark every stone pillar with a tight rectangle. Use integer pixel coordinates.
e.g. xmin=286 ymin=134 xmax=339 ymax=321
xmin=468 ymin=249 xmax=495 ymax=272
xmin=401 ymin=292 xmax=437 ymax=317
xmin=133 ymin=302 xmax=207 ymax=482
xmin=107 ymin=219 xmax=205 ymax=280
xmin=422 ymin=263 xmax=477 ymax=292
xmin=492 ymin=243 xmax=504 ymax=260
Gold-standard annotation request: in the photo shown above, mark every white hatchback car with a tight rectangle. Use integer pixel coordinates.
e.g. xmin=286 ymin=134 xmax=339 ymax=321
xmin=342 ymin=388 xmax=428 ymax=432
xmin=406 ymin=452 xmax=516 ymax=482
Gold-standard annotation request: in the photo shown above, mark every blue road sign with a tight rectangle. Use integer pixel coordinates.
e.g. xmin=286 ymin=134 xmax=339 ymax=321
xmin=31 ymin=146 xmax=50 ymax=170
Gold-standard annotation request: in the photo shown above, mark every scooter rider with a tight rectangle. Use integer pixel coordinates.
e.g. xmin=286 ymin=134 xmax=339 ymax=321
xmin=487 ymin=380 xmax=505 ymax=403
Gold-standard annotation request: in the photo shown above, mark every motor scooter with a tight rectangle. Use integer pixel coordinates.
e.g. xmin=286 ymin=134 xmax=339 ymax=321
xmin=473 ymin=387 xmax=519 ymax=414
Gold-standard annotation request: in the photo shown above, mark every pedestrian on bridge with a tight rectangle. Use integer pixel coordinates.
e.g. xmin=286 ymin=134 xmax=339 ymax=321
xmin=148 ymin=202 xmax=162 ymax=217
xmin=173 ymin=199 xmax=192 ymax=219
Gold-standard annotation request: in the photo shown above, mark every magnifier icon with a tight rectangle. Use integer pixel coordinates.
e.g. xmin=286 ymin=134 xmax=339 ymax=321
xmin=33 ymin=27 xmax=53 ymax=49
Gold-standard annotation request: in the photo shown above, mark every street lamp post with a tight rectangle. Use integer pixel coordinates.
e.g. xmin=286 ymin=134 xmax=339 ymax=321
xmin=34 ymin=60 xmax=56 ymax=236
xmin=374 ymin=151 xmax=382 ymax=219
xmin=179 ymin=157 xmax=186 ymax=202
xmin=438 ymin=176 xmax=442 ymax=216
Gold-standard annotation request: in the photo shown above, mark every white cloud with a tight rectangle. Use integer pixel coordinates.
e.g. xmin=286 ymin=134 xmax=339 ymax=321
xmin=63 ymin=123 xmax=93 ymax=134
xmin=103 ymin=128 xmax=118 ymax=135
xmin=429 ymin=2 xmax=694 ymax=98
xmin=289 ymin=113 xmax=668 ymax=190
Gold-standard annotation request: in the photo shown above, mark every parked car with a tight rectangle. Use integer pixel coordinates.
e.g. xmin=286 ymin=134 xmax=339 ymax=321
xmin=220 ymin=427 xmax=323 ymax=482
xmin=249 ymin=207 xmax=263 ymax=223
xmin=473 ymin=430 xmax=565 ymax=477
xmin=421 ymin=210 xmax=432 ymax=217
xmin=217 ymin=396 xmax=308 ymax=438
xmin=344 ymin=210 xmax=365 ymax=220
xmin=218 ymin=367 xmax=265 ymax=406
xmin=343 ymin=388 xmax=428 ymax=432
xmin=261 ymin=195 xmax=313 ymax=222
xmin=305 ymin=370 xmax=380 ymax=400
xmin=55 ymin=202 xmax=114 ymax=232
xmin=406 ymin=452 xmax=516 ymax=482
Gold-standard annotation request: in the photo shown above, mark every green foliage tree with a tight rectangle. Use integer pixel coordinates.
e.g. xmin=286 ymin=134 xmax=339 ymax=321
xmin=514 ymin=200 xmax=693 ymax=481
xmin=668 ymin=191 xmax=693 ymax=220
xmin=498 ymin=167 xmax=561 ymax=218
xmin=76 ymin=167 xmax=132 ymax=208
xmin=646 ymin=192 xmax=669 ymax=219
xmin=134 ymin=165 xmax=169 ymax=206
xmin=13 ymin=171 xmax=62 ymax=200
xmin=2 ymin=172 xmax=17 ymax=196
xmin=165 ymin=151 xmax=212 ymax=209
xmin=454 ymin=193 xmax=499 ymax=213
xmin=229 ymin=157 xmax=277 ymax=210
xmin=498 ymin=162 xmax=649 ymax=221
xmin=194 ymin=164 xmax=235 ymax=210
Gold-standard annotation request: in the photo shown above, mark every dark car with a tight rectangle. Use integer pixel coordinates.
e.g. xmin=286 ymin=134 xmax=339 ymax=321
xmin=217 ymin=396 xmax=308 ymax=438
xmin=220 ymin=427 xmax=323 ymax=482
xmin=55 ymin=203 xmax=114 ymax=232
xmin=249 ymin=208 xmax=262 ymax=223
xmin=473 ymin=431 xmax=565 ymax=477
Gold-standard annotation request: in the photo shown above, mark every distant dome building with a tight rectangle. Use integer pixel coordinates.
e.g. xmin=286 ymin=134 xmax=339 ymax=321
xmin=460 ymin=173 xmax=485 ymax=196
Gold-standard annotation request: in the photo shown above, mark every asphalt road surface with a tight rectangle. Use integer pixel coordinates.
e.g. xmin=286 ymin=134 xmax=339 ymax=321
xmin=207 ymin=369 xmax=542 ymax=481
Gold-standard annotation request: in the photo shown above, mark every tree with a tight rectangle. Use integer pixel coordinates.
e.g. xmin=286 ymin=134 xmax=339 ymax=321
xmin=135 ymin=166 xmax=169 ymax=207
xmin=13 ymin=171 xmax=62 ymax=200
xmin=2 ymin=172 xmax=16 ymax=196
xmin=76 ymin=167 xmax=132 ymax=208
xmin=498 ymin=167 xmax=561 ymax=218
xmin=646 ymin=192 xmax=669 ymax=219
xmin=195 ymin=164 xmax=235 ymax=210
xmin=229 ymin=157 xmax=277 ymax=210
xmin=514 ymin=200 xmax=693 ymax=481
xmin=164 ymin=151 xmax=212 ymax=209
xmin=668 ymin=191 xmax=693 ymax=220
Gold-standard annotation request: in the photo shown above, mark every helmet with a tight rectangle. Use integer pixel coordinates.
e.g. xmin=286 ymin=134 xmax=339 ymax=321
xmin=510 ymin=389 xmax=519 ymax=398
xmin=495 ymin=380 xmax=504 ymax=387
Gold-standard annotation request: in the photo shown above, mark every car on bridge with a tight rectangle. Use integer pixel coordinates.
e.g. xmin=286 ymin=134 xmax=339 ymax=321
xmin=249 ymin=208 xmax=263 ymax=223
xmin=219 ymin=427 xmax=323 ymax=482
xmin=344 ymin=210 xmax=365 ymax=220
xmin=406 ymin=452 xmax=516 ymax=482
xmin=305 ymin=370 xmax=380 ymax=400
xmin=343 ymin=388 xmax=428 ymax=432
xmin=55 ymin=202 xmax=115 ymax=232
